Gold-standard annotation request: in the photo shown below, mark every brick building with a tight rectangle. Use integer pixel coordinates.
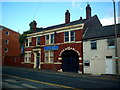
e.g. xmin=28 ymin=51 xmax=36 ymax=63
xmin=22 ymin=4 xmax=102 ymax=73
xmin=0 ymin=25 xmax=21 ymax=66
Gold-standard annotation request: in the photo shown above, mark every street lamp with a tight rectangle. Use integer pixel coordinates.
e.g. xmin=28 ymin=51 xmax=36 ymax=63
xmin=113 ymin=0 xmax=119 ymax=76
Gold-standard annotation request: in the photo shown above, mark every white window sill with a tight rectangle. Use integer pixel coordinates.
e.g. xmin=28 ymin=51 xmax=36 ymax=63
xmin=24 ymin=62 xmax=31 ymax=64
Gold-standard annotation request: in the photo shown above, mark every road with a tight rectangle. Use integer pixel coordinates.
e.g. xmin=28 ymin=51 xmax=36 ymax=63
xmin=2 ymin=66 xmax=120 ymax=89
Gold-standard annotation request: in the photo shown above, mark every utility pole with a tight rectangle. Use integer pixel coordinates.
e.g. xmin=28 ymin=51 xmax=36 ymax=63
xmin=113 ymin=0 xmax=119 ymax=76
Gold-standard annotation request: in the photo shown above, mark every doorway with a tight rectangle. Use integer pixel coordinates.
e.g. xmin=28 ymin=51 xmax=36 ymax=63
xmin=61 ymin=50 xmax=79 ymax=73
xmin=106 ymin=58 xmax=113 ymax=74
xmin=36 ymin=52 xmax=40 ymax=68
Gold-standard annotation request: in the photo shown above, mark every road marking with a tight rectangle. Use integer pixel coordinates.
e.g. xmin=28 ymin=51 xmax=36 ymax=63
xmin=4 ymin=79 xmax=19 ymax=83
xmin=2 ymin=82 xmax=23 ymax=88
xmin=21 ymin=84 xmax=36 ymax=88
xmin=3 ymin=74 xmax=80 ymax=89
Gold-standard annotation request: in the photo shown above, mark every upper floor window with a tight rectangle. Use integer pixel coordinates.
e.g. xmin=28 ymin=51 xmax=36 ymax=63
xmin=64 ymin=31 xmax=75 ymax=42
xmin=36 ymin=37 xmax=40 ymax=45
xmin=46 ymin=34 xmax=54 ymax=45
xmin=5 ymin=31 xmax=9 ymax=36
xmin=5 ymin=39 xmax=9 ymax=44
xmin=90 ymin=40 xmax=97 ymax=49
xmin=25 ymin=38 xmax=32 ymax=47
xmin=107 ymin=38 xmax=115 ymax=48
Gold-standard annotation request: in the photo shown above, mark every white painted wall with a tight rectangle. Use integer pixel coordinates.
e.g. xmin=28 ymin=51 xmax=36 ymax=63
xmin=83 ymin=38 xmax=119 ymax=75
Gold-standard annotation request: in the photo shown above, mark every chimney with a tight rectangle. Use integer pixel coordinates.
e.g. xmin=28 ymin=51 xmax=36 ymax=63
xmin=29 ymin=20 xmax=37 ymax=32
xmin=80 ymin=17 xmax=82 ymax=20
xmin=86 ymin=4 xmax=91 ymax=19
xmin=65 ymin=10 xmax=70 ymax=24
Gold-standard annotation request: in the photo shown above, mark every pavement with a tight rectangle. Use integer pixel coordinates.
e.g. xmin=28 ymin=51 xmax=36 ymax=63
xmin=2 ymin=65 xmax=120 ymax=81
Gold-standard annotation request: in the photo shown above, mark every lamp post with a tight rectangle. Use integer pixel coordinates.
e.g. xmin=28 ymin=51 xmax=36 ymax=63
xmin=113 ymin=0 xmax=119 ymax=76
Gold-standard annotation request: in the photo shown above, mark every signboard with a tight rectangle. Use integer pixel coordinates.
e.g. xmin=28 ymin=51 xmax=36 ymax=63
xmin=44 ymin=45 xmax=58 ymax=51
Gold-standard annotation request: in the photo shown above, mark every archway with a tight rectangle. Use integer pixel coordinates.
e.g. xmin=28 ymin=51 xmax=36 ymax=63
xmin=61 ymin=50 xmax=79 ymax=73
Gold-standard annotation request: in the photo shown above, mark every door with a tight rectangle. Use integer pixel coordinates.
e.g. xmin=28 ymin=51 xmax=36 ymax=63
xmin=36 ymin=52 xmax=40 ymax=68
xmin=106 ymin=58 xmax=113 ymax=74
xmin=62 ymin=50 xmax=79 ymax=73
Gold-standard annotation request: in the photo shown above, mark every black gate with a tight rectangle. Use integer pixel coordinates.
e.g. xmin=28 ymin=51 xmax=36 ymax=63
xmin=62 ymin=50 xmax=79 ymax=73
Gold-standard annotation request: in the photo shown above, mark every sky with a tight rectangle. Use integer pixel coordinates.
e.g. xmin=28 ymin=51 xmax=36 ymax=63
xmin=1 ymin=0 xmax=120 ymax=34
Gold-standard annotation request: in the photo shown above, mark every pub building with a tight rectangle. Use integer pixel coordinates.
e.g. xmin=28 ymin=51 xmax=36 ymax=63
xmin=22 ymin=4 xmax=102 ymax=73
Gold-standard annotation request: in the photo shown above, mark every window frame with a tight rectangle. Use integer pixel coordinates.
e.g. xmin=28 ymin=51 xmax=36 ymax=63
xmin=4 ymin=48 xmax=8 ymax=52
xmin=90 ymin=40 xmax=97 ymax=50
xmin=5 ymin=31 xmax=9 ymax=36
xmin=44 ymin=51 xmax=54 ymax=63
xmin=25 ymin=38 xmax=32 ymax=47
xmin=45 ymin=34 xmax=54 ymax=45
xmin=24 ymin=52 xmax=31 ymax=63
xmin=107 ymin=38 xmax=115 ymax=49
xmin=64 ymin=31 xmax=75 ymax=42
xmin=36 ymin=37 xmax=40 ymax=46
xmin=84 ymin=60 xmax=90 ymax=67
xmin=5 ymin=39 xmax=9 ymax=44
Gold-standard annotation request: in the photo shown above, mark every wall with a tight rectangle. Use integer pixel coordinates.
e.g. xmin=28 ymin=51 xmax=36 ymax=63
xmin=2 ymin=27 xmax=21 ymax=66
xmin=24 ymin=28 xmax=84 ymax=73
xmin=2 ymin=28 xmax=21 ymax=56
xmin=83 ymin=39 xmax=116 ymax=75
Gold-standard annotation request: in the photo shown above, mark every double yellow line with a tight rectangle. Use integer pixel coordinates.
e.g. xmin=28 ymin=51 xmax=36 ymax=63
xmin=2 ymin=74 xmax=81 ymax=89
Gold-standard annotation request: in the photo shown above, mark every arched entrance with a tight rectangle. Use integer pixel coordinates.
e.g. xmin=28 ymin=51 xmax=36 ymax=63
xmin=61 ymin=50 xmax=79 ymax=73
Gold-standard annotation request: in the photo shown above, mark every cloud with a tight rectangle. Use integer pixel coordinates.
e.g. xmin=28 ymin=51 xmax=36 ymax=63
xmin=72 ymin=0 xmax=83 ymax=10
xmin=100 ymin=17 xmax=120 ymax=26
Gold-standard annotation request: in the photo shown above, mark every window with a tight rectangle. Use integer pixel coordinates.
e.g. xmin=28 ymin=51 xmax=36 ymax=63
xmin=36 ymin=37 xmax=40 ymax=45
xmin=45 ymin=51 xmax=54 ymax=63
xmin=51 ymin=34 xmax=54 ymax=44
xmin=46 ymin=35 xmax=49 ymax=45
xmin=84 ymin=60 xmax=90 ymax=66
xmin=90 ymin=40 xmax=97 ymax=49
xmin=26 ymin=39 xmax=28 ymax=47
xmin=5 ymin=48 xmax=8 ymax=52
xmin=46 ymin=34 xmax=54 ymax=45
xmin=29 ymin=38 xmax=32 ymax=46
xmin=25 ymin=38 xmax=32 ymax=47
xmin=24 ymin=52 xmax=31 ymax=63
xmin=106 ymin=56 xmax=112 ymax=59
xmin=5 ymin=31 xmax=9 ymax=36
xmin=107 ymin=38 xmax=115 ymax=48
xmin=65 ymin=32 xmax=69 ymax=42
xmin=70 ymin=31 xmax=75 ymax=41
xmin=64 ymin=31 xmax=75 ymax=42
xmin=5 ymin=40 xmax=9 ymax=44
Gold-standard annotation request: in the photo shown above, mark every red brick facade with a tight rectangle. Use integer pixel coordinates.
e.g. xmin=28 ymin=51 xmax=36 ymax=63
xmin=22 ymin=27 xmax=84 ymax=73
xmin=1 ymin=26 xmax=21 ymax=66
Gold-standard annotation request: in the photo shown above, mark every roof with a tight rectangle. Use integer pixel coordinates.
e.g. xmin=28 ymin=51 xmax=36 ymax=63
xmin=36 ymin=18 xmax=88 ymax=32
xmin=0 ymin=25 xmax=20 ymax=34
xmin=83 ymin=23 xmax=120 ymax=40
xmin=25 ymin=15 xmax=102 ymax=35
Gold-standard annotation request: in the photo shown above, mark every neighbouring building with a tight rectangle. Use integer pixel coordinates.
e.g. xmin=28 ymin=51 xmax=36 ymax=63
xmin=83 ymin=24 xmax=120 ymax=75
xmin=0 ymin=25 xmax=21 ymax=66
xmin=22 ymin=4 xmax=102 ymax=73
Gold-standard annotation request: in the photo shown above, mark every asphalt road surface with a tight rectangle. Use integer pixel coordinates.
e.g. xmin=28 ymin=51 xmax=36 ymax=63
xmin=2 ymin=66 xmax=120 ymax=89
